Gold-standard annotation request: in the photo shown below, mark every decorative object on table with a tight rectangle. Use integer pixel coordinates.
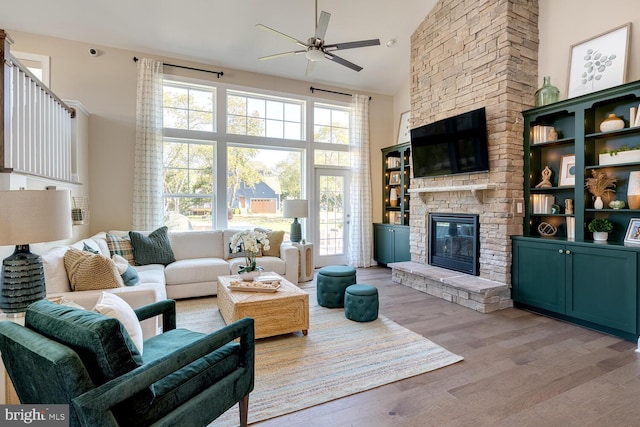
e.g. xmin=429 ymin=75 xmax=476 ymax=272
xmin=532 ymin=194 xmax=555 ymax=214
xmin=627 ymin=171 xmax=640 ymax=209
xmin=609 ymin=200 xmax=626 ymax=209
xmin=531 ymin=125 xmax=558 ymax=144
xmin=551 ymin=204 xmax=560 ymax=214
xmin=566 ymin=217 xmax=576 ymax=240
xmin=567 ymin=23 xmax=631 ymax=98
xmin=0 ymin=190 xmax=72 ymax=315
xmin=537 ymin=222 xmax=557 ymax=237
xmin=389 ymin=187 xmax=399 ymax=207
xmin=71 ymin=196 xmax=89 ymax=225
xmin=397 ymin=111 xmax=411 ymax=144
xmin=631 ymin=107 xmax=637 ymax=127
xmin=389 ymin=171 xmax=402 ymax=185
xmin=535 ymin=166 xmax=553 ymax=188
xmin=588 ymin=218 xmax=613 ymax=242
xmin=535 ymin=76 xmax=560 ymax=106
xmin=585 ymin=169 xmax=616 ymax=209
xmin=624 ymin=218 xmax=640 ymax=245
xmin=387 ymin=157 xmax=401 ymax=168
xmin=558 ymin=155 xmax=576 ymax=186
xmin=599 ymin=144 xmax=640 ymax=165
xmin=565 ymin=199 xmax=574 ymax=214
xmin=230 ymin=229 xmax=270 ymax=280
xmin=282 ymin=199 xmax=308 ymax=244
xmin=599 ymin=113 xmax=625 ymax=132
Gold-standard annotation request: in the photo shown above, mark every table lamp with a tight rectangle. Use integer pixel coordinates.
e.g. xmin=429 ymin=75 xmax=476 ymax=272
xmin=0 ymin=190 xmax=72 ymax=315
xmin=283 ymin=199 xmax=308 ymax=244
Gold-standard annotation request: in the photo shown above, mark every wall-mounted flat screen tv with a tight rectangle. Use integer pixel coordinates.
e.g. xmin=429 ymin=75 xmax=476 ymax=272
xmin=410 ymin=107 xmax=489 ymax=178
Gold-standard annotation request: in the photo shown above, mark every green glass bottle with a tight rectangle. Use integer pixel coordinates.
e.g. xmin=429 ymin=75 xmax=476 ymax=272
xmin=535 ymin=76 xmax=560 ymax=107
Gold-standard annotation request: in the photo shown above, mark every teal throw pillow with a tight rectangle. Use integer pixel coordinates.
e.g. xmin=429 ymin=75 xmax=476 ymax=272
xmin=83 ymin=242 xmax=100 ymax=254
xmin=121 ymin=265 xmax=140 ymax=286
xmin=129 ymin=226 xmax=175 ymax=266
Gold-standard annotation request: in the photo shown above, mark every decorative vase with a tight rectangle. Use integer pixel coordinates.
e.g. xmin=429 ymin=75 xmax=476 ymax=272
xmin=239 ymin=269 xmax=262 ymax=281
xmin=389 ymin=187 xmax=398 ymax=207
xmin=593 ymin=231 xmax=608 ymax=242
xmin=628 ymin=171 xmax=640 ymax=209
xmin=594 ymin=196 xmax=604 ymax=209
xmin=600 ymin=113 xmax=625 ymax=132
xmin=535 ymin=76 xmax=560 ymax=107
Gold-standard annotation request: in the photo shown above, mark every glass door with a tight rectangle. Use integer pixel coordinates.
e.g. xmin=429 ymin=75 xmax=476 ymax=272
xmin=314 ymin=169 xmax=350 ymax=267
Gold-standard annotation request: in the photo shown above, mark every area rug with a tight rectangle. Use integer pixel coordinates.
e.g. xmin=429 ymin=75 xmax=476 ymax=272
xmin=176 ymin=294 xmax=463 ymax=426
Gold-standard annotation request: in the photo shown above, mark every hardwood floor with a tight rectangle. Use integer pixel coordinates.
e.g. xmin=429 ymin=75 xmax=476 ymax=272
xmin=255 ymin=266 xmax=640 ymax=427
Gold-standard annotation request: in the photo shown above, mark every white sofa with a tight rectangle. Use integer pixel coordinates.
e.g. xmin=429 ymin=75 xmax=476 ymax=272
xmin=42 ymin=229 xmax=299 ymax=337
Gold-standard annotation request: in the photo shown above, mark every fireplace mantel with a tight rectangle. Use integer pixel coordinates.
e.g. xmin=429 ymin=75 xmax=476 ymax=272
xmin=408 ymin=183 xmax=497 ymax=204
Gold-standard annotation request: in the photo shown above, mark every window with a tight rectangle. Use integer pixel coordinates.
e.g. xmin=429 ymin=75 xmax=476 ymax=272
xmin=12 ymin=51 xmax=50 ymax=86
xmin=163 ymin=139 xmax=214 ymax=230
xmin=163 ymin=81 xmax=215 ymax=131
xmin=227 ymin=90 xmax=304 ymax=140
xmin=314 ymin=104 xmax=349 ymax=144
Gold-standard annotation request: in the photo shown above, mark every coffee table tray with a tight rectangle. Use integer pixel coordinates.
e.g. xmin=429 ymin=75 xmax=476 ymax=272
xmin=228 ymin=280 xmax=281 ymax=293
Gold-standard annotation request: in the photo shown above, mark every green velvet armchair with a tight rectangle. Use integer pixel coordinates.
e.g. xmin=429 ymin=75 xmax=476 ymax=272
xmin=0 ymin=299 xmax=255 ymax=427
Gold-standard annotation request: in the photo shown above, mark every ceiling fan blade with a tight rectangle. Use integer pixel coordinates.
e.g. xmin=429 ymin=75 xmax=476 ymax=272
xmin=324 ymin=52 xmax=363 ymax=72
xmin=305 ymin=60 xmax=316 ymax=77
xmin=256 ymin=24 xmax=308 ymax=48
xmin=324 ymin=39 xmax=381 ymax=51
xmin=259 ymin=50 xmax=307 ymax=61
xmin=315 ymin=11 xmax=331 ymax=40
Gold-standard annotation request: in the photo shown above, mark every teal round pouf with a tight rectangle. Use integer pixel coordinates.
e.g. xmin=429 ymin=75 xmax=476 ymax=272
xmin=344 ymin=284 xmax=379 ymax=322
xmin=316 ymin=265 xmax=357 ymax=308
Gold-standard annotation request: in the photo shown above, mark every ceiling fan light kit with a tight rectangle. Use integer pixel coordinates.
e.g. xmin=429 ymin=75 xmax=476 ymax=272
xmin=256 ymin=1 xmax=380 ymax=74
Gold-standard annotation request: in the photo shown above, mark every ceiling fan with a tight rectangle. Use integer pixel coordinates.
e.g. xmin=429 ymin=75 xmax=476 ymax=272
xmin=256 ymin=0 xmax=380 ymax=75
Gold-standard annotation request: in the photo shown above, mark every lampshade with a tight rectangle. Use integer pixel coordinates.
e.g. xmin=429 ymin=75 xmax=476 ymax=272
xmin=0 ymin=190 xmax=72 ymax=315
xmin=282 ymin=199 xmax=308 ymax=219
xmin=0 ymin=190 xmax=72 ymax=245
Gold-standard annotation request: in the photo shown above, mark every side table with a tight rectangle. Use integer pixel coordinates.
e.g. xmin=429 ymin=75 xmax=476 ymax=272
xmin=294 ymin=243 xmax=314 ymax=282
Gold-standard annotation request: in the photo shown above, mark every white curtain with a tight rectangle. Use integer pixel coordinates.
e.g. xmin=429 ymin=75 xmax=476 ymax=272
xmin=132 ymin=58 xmax=164 ymax=230
xmin=348 ymin=94 xmax=373 ymax=267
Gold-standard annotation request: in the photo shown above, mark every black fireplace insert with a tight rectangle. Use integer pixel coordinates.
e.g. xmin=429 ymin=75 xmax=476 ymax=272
xmin=428 ymin=213 xmax=480 ymax=275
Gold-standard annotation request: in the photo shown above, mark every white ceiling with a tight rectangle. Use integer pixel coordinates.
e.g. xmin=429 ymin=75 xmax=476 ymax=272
xmin=0 ymin=0 xmax=437 ymax=96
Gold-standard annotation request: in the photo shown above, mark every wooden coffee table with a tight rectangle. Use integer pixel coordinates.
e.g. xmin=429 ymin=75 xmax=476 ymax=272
xmin=217 ymin=273 xmax=309 ymax=339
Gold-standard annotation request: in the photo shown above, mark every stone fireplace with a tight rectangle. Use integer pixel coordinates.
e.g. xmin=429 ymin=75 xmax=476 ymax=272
xmin=428 ymin=213 xmax=479 ymax=275
xmin=389 ymin=0 xmax=538 ymax=313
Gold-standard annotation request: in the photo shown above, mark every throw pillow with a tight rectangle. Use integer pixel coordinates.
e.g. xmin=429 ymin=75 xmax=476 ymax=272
xmin=129 ymin=226 xmax=175 ymax=266
xmin=83 ymin=242 xmax=99 ymax=254
xmin=106 ymin=234 xmax=135 ymax=265
xmin=63 ymin=248 xmax=124 ymax=291
xmin=93 ymin=292 xmax=144 ymax=354
xmin=256 ymin=228 xmax=285 ymax=257
xmin=112 ymin=254 xmax=140 ymax=286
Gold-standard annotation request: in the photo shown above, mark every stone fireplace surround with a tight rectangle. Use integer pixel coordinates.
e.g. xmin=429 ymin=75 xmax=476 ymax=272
xmin=389 ymin=0 xmax=538 ymax=313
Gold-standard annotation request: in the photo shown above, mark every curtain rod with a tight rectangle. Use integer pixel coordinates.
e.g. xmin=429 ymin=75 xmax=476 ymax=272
xmin=309 ymin=86 xmax=371 ymax=100
xmin=133 ymin=57 xmax=224 ymax=78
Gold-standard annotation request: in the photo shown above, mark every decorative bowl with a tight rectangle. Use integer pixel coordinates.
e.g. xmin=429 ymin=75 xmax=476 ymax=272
xmin=609 ymin=200 xmax=626 ymax=209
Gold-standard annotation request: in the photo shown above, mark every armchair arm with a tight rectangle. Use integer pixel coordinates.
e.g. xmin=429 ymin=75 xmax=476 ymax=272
xmin=134 ymin=299 xmax=176 ymax=332
xmin=72 ymin=317 xmax=255 ymax=427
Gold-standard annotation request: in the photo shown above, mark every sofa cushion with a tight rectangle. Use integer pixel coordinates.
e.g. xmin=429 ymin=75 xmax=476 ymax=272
xmin=164 ymin=258 xmax=230 ymax=286
xmin=113 ymin=254 xmax=140 ymax=286
xmin=169 ymin=230 xmax=224 ymax=260
xmin=64 ymin=248 xmax=124 ymax=291
xmin=42 ymin=246 xmax=73 ymax=293
xmin=106 ymin=233 xmax=135 ymax=265
xmin=93 ymin=292 xmax=144 ymax=354
xmin=256 ymin=228 xmax=285 ymax=257
xmin=130 ymin=226 xmax=176 ymax=266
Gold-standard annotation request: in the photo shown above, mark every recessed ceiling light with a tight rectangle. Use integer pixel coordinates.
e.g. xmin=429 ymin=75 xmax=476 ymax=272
xmin=385 ymin=39 xmax=397 ymax=48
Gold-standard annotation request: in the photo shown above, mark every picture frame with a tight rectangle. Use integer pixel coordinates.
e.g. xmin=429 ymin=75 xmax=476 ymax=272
xmin=567 ymin=23 xmax=631 ymax=98
xmin=559 ymin=154 xmax=576 ymax=187
xmin=397 ymin=111 xmax=411 ymax=144
xmin=624 ymin=218 xmax=640 ymax=245
xmin=389 ymin=171 xmax=401 ymax=185
xmin=391 ymin=212 xmax=402 ymax=225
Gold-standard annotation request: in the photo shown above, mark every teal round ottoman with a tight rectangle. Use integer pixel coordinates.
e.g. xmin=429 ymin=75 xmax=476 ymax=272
xmin=344 ymin=284 xmax=379 ymax=322
xmin=316 ymin=265 xmax=356 ymax=308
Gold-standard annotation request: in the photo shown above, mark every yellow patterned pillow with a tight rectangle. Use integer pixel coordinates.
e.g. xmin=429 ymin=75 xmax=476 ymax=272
xmin=64 ymin=248 xmax=124 ymax=291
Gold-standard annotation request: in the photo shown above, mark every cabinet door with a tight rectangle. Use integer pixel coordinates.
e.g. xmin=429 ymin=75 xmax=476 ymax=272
xmin=374 ymin=224 xmax=394 ymax=264
xmin=566 ymin=245 xmax=637 ymax=333
xmin=512 ymin=240 xmax=565 ymax=314
xmin=392 ymin=226 xmax=411 ymax=262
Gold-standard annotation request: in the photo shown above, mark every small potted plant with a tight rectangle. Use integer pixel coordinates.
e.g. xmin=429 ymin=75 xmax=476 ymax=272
xmin=585 ymin=170 xmax=616 ymax=209
xmin=588 ymin=218 xmax=613 ymax=242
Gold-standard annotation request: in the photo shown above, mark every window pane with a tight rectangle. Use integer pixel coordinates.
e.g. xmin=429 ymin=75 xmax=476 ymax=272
xmin=315 ymin=107 xmax=330 ymax=125
xmin=314 ymin=150 xmax=350 ymax=166
xmin=284 ymin=103 xmax=301 ymax=121
xmin=266 ymin=101 xmax=284 ymax=120
xmin=284 ymin=122 xmax=301 ymax=140
xmin=266 ymin=119 xmax=284 ymax=138
xmin=227 ymin=116 xmax=246 ymax=134
xmin=247 ymin=117 xmax=265 ymax=136
xmin=164 ymin=86 xmax=188 ymax=109
xmin=313 ymin=104 xmax=350 ymax=145
xmin=247 ymin=98 xmax=265 ymax=118
xmin=164 ymin=108 xmax=188 ymax=129
xmin=228 ymin=95 xmax=247 ymax=115
xmin=332 ymin=110 xmax=349 ymax=127
xmin=163 ymin=82 xmax=216 ymax=131
xmin=314 ymin=125 xmax=331 ymax=142
xmin=189 ymin=111 xmax=214 ymax=131
xmin=333 ymin=127 xmax=348 ymax=145
xmin=190 ymin=90 xmax=213 ymax=112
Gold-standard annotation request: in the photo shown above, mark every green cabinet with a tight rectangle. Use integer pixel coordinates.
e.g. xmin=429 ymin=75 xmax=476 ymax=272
xmin=513 ymin=237 xmax=638 ymax=338
xmin=374 ymin=223 xmax=410 ymax=264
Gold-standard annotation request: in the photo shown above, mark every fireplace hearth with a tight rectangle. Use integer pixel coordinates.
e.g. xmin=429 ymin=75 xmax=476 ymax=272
xmin=428 ymin=213 xmax=480 ymax=276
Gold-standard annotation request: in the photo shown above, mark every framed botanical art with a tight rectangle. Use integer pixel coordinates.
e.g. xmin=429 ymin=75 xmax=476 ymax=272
xmin=559 ymin=154 xmax=576 ymax=187
xmin=397 ymin=111 xmax=411 ymax=144
xmin=624 ymin=218 xmax=640 ymax=245
xmin=567 ymin=23 xmax=631 ymax=98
